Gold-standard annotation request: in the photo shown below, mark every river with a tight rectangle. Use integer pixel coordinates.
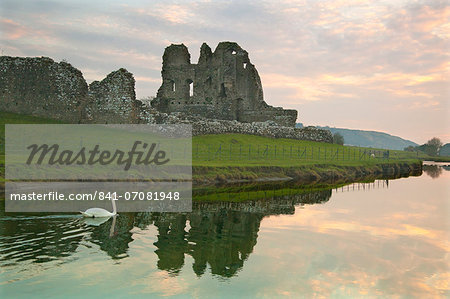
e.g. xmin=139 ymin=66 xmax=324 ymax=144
xmin=1 ymin=164 xmax=448 ymax=298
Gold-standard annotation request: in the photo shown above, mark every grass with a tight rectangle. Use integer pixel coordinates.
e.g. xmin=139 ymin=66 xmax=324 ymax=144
xmin=190 ymin=133 xmax=429 ymax=184
xmin=0 ymin=110 xmax=441 ymax=184
xmin=0 ymin=111 xmax=63 ymax=155
xmin=0 ymin=112 xmax=63 ymax=183
xmin=191 ymin=133 xmax=429 ymax=167
xmin=0 ymin=110 xmax=433 ymax=201
xmin=0 ymin=110 xmax=435 ymax=169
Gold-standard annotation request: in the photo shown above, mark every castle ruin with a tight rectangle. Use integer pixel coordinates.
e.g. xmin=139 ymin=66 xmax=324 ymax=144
xmin=151 ymin=42 xmax=297 ymax=127
xmin=0 ymin=56 xmax=143 ymax=124
xmin=0 ymin=42 xmax=332 ymax=142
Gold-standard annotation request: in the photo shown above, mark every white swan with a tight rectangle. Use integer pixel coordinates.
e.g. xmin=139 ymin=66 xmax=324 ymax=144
xmin=80 ymin=195 xmax=117 ymax=218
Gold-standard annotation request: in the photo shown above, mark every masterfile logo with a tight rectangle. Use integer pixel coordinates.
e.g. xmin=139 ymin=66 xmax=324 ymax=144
xmin=5 ymin=124 xmax=192 ymax=213
xmin=26 ymin=141 xmax=170 ymax=170
xmin=6 ymin=124 xmax=192 ymax=180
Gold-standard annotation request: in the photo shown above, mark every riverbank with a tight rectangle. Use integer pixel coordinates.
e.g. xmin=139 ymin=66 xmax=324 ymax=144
xmin=191 ymin=132 xmax=424 ymax=185
xmin=193 ymin=160 xmax=422 ymax=185
xmin=0 ymin=111 xmax=425 ymax=195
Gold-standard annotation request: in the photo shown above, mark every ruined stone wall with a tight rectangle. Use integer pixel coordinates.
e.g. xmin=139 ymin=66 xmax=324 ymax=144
xmin=85 ymin=68 xmax=142 ymax=124
xmin=152 ymin=42 xmax=298 ymax=127
xmin=0 ymin=54 xmax=333 ymax=143
xmin=0 ymin=56 xmax=143 ymax=124
xmin=0 ymin=56 xmax=87 ymax=122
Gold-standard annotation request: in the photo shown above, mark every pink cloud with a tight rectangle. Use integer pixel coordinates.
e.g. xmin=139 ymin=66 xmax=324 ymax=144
xmin=1 ymin=18 xmax=27 ymax=39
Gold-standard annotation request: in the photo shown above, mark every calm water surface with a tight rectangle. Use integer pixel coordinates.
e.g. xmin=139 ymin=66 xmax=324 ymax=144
xmin=1 ymin=166 xmax=449 ymax=298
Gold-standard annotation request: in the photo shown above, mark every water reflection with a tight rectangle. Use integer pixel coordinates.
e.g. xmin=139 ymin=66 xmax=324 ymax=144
xmin=87 ymin=215 xmax=133 ymax=259
xmin=152 ymin=209 xmax=263 ymax=277
xmin=423 ymin=162 xmax=450 ymax=175
xmin=1 ymin=169 xmax=448 ymax=297
xmin=0 ymin=189 xmax=332 ymax=277
xmin=423 ymin=165 xmax=443 ymax=179
xmin=2 ymin=179 xmax=417 ymax=276
xmin=423 ymin=164 xmax=443 ymax=178
xmin=333 ymin=179 xmax=390 ymax=192
xmin=0 ymin=215 xmax=85 ymax=265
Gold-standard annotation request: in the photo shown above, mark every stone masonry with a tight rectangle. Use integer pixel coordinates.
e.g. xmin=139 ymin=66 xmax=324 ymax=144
xmin=151 ymin=42 xmax=298 ymax=127
xmin=0 ymin=56 xmax=143 ymax=124
xmin=84 ymin=68 xmax=143 ymax=124
xmin=0 ymin=56 xmax=87 ymax=123
xmin=0 ymin=43 xmax=333 ymax=143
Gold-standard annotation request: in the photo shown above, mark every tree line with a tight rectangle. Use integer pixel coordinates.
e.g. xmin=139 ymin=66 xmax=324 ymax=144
xmin=404 ymin=137 xmax=445 ymax=156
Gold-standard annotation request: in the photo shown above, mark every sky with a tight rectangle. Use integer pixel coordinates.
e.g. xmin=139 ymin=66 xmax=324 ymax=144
xmin=1 ymin=0 xmax=449 ymax=144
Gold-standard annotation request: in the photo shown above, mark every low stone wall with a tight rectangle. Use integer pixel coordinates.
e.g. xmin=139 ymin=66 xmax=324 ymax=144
xmin=162 ymin=115 xmax=333 ymax=143
xmin=192 ymin=120 xmax=333 ymax=142
xmin=239 ymin=109 xmax=297 ymax=127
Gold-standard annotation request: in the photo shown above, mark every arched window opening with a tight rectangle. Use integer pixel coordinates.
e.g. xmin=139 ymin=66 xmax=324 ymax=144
xmin=187 ymin=79 xmax=194 ymax=97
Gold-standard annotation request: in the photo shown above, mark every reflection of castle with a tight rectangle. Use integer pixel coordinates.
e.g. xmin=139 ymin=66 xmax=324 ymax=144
xmin=0 ymin=189 xmax=331 ymax=278
xmin=150 ymin=210 xmax=263 ymax=277
xmin=137 ymin=190 xmax=332 ymax=277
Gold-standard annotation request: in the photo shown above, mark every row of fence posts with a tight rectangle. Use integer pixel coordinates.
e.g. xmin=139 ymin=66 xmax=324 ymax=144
xmin=193 ymin=144 xmax=391 ymax=161
xmin=209 ymin=188 xmax=297 ymax=202
xmin=207 ymin=180 xmax=390 ymax=201
xmin=334 ymin=180 xmax=389 ymax=193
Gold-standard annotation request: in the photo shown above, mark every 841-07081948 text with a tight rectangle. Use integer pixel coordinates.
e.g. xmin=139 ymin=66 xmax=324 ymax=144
xmin=9 ymin=191 xmax=181 ymax=201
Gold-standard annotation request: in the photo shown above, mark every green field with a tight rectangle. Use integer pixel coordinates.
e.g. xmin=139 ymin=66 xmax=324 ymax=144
xmin=1 ymin=110 xmax=446 ymax=186
xmin=191 ymin=133 xmax=429 ymax=167
xmin=0 ymin=111 xmax=433 ymax=167
xmin=0 ymin=110 xmax=438 ymax=201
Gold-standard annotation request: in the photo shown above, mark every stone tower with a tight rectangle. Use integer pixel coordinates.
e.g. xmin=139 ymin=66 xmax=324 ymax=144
xmin=151 ymin=42 xmax=297 ymax=127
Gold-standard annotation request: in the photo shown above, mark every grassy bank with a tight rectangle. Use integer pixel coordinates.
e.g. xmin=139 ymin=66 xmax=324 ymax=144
xmin=192 ymin=133 xmax=429 ymax=166
xmin=191 ymin=133 xmax=424 ymax=184
xmin=0 ymin=111 xmax=428 ymax=188
xmin=192 ymin=161 xmax=422 ymax=185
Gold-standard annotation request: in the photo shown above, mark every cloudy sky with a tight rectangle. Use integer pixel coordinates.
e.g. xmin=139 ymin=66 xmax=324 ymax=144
xmin=1 ymin=0 xmax=449 ymax=144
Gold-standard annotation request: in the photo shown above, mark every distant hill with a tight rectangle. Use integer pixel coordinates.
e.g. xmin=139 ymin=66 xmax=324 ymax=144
xmin=440 ymin=143 xmax=450 ymax=156
xmin=296 ymin=124 xmax=418 ymax=150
